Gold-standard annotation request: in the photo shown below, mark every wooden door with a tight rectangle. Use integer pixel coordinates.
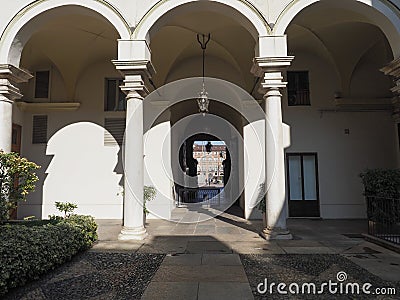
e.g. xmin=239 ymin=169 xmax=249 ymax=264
xmin=11 ymin=124 xmax=21 ymax=153
xmin=9 ymin=124 xmax=22 ymax=219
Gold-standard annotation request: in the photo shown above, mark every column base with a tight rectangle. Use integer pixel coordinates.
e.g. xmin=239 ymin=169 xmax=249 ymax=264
xmin=118 ymin=226 xmax=148 ymax=240
xmin=261 ymin=227 xmax=292 ymax=240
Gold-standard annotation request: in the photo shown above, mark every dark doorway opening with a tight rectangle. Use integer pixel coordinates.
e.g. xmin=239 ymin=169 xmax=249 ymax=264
xmin=176 ymin=134 xmax=233 ymax=206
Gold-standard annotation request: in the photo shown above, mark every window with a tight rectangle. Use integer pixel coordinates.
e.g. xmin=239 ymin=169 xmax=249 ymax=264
xmin=32 ymin=115 xmax=48 ymax=144
xmin=105 ymin=79 xmax=126 ymax=111
xmin=34 ymin=71 xmax=50 ymax=99
xmin=287 ymin=71 xmax=310 ymax=106
xmin=104 ymin=118 xmax=126 ymax=146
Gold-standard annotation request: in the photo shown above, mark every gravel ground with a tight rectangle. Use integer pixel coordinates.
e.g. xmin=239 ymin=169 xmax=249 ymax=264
xmin=241 ymin=254 xmax=400 ymax=300
xmin=4 ymin=252 xmax=165 ymax=300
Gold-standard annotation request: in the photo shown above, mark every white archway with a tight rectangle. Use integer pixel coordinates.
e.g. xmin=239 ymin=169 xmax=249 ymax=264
xmin=133 ymin=0 xmax=270 ymax=42
xmin=0 ymin=0 xmax=131 ymax=66
xmin=274 ymin=0 xmax=400 ymax=57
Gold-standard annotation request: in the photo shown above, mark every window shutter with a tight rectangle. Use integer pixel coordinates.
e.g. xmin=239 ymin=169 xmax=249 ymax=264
xmin=32 ymin=115 xmax=48 ymax=144
xmin=104 ymin=118 xmax=126 ymax=146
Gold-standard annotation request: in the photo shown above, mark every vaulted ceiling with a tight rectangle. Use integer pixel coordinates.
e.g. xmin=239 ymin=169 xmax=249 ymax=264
xmin=20 ymin=11 xmax=119 ymax=99
xmin=286 ymin=1 xmax=393 ymax=98
xmin=149 ymin=10 xmax=256 ymax=92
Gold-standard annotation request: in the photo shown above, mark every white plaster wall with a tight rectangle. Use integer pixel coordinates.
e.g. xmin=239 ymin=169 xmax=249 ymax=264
xmin=17 ymin=61 xmax=125 ymax=219
xmin=283 ymin=51 xmax=398 ymax=219
xmin=12 ymin=103 xmax=24 ymax=127
xmin=244 ymin=118 xmax=265 ymax=219
xmin=144 ymin=121 xmax=174 ymax=220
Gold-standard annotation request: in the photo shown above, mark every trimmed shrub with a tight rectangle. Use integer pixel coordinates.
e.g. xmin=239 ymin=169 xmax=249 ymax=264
xmin=360 ymin=169 xmax=400 ymax=223
xmin=0 ymin=216 xmax=97 ymax=295
xmin=60 ymin=215 xmax=98 ymax=248
xmin=359 ymin=169 xmax=400 ymax=198
xmin=5 ymin=219 xmax=58 ymax=227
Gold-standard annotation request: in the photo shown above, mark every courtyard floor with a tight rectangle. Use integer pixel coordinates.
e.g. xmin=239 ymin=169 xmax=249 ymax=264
xmin=4 ymin=208 xmax=400 ymax=299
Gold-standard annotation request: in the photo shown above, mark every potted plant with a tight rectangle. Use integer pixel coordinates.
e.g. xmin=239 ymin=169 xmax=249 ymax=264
xmin=143 ymin=186 xmax=156 ymax=226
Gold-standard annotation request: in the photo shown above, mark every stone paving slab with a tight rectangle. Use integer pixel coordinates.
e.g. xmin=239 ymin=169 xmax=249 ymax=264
xmin=276 ymin=240 xmax=326 ymax=247
xmin=343 ymin=251 xmax=400 ymax=282
xmin=141 ymin=282 xmax=198 ymax=300
xmin=202 ymin=253 xmax=242 ymax=265
xmin=230 ymin=241 xmax=286 ymax=254
xmin=163 ymin=254 xmax=202 ymax=265
xmin=186 ymin=241 xmax=232 ymax=254
xmin=215 ymin=226 xmax=242 ymax=234
xmin=151 ymin=265 xmax=248 ymax=282
xmin=198 ymin=282 xmax=254 ymax=300
xmin=91 ymin=241 xmax=144 ymax=252
xmin=146 ymin=253 xmax=252 ymax=299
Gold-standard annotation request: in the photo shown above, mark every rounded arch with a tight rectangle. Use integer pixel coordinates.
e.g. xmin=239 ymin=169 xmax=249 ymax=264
xmin=133 ymin=0 xmax=269 ymax=42
xmin=274 ymin=0 xmax=400 ymax=57
xmin=0 ymin=0 xmax=131 ymax=66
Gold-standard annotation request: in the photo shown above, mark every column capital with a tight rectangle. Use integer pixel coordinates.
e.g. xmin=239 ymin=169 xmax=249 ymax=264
xmin=381 ymin=57 xmax=400 ymax=94
xmin=251 ymin=56 xmax=294 ymax=75
xmin=251 ymin=56 xmax=294 ymax=95
xmin=112 ymin=59 xmax=155 ymax=98
xmin=381 ymin=57 xmax=400 ymax=79
xmin=381 ymin=58 xmax=400 ymax=121
xmin=0 ymin=64 xmax=32 ymax=101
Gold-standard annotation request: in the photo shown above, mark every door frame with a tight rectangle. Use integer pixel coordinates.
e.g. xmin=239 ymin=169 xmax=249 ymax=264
xmin=10 ymin=123 xmax=22 ymax=220
xmin=286 ymin=152 xmax=320 ymax=217
xmin=11 ymin=123 xmax=22 ymax=153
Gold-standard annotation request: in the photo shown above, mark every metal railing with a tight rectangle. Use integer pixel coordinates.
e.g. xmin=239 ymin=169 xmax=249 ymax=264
xmin=366 ymin=196 xmax=400 ymax=245
xmin=176 ymin=187 xmax=221 ymax=207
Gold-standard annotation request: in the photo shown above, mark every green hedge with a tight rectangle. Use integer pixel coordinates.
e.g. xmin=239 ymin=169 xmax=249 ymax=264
xmin=360 ymin=169 xmax=400 ymax=198
xmin=360 ymin=169 xmax=400 ymax=223
xmin=0 ymin=215 xmax=97 ymax=295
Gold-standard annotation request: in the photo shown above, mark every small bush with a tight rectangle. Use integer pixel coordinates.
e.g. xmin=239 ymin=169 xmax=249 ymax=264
xmin=55 ymin=201 xmax=77 ymax=218
xmin=60 ymin=215 xmax=98 ymax=248
xmin=5 ymin=219 xmax=58 ymax=227
xmin=0 ymin=216 xmax=97 ymax=295
xmin=359 ymin=169 xmax=400 ymax=198
xmin=0 ymin=151 xmax=40 ymax=222
xmin=144 ymin=186 xmax=157 ymax=215
xmin=360 ymin=169 xmax=400 ymax=223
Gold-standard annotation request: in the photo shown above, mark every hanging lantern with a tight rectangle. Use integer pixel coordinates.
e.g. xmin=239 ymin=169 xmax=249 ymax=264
xmin=196 ymin=33 xmax=211 ymax=115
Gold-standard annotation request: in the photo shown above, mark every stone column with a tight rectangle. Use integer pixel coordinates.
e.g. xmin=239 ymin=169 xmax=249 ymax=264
xmin=252 ymin=56 xmax=293 ymax=240
xmin=113 ymin=59 xmax=154 ymax=240
xmin=0 ymin=65 xmax=32 ymax=152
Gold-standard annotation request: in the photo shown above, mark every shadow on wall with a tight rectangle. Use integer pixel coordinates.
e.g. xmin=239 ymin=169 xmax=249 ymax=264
xmin=42 ymin=122 xmax=124 ymax=219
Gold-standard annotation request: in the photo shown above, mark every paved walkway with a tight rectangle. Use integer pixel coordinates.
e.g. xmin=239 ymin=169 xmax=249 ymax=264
xmin=5 ymin=208 xmax=399 ymax=299
xmin=141 ymin=253 xmax=253 ymax=300
xmin=92 ymin=208 xmax=400 ymax=299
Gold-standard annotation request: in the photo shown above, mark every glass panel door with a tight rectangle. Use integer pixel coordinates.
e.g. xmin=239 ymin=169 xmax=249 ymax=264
xmin=303 ymin=155 xmax=317 ymax=200
xmin=288 ymin=155 xmax=303 ymax=200
xmin=287 ymin=153 xmax=320 ymax=217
